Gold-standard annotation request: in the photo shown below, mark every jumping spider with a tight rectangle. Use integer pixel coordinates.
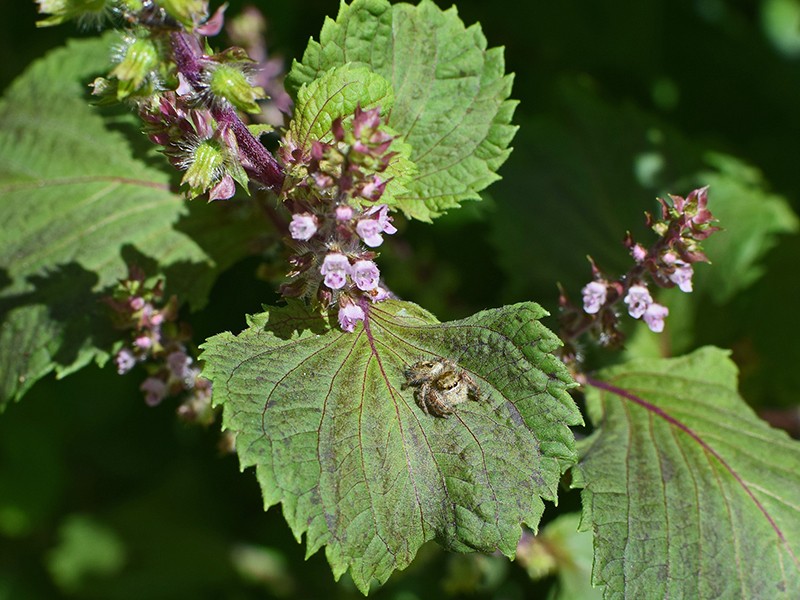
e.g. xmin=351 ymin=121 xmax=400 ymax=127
xmin=401 ymin=358 xmax=481 ymax=418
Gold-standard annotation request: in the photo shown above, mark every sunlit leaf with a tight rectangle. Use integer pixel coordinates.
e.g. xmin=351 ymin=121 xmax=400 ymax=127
xmin=287 ymin=0 xmax=517 ymax=221
xmin=201 ymin=300 xmax=581 ymax=592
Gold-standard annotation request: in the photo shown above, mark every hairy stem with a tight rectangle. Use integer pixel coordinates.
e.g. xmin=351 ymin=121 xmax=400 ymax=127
xmin=170 ymin=31 xmax=285 ymax=191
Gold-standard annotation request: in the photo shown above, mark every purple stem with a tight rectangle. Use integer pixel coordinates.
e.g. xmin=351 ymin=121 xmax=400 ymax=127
xmin=170 ymin=31 xmax=284 ymax=192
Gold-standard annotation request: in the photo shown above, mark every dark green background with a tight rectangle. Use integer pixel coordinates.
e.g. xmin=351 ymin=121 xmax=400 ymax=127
xmin=2 ymin=1 xmax=798 ymax=598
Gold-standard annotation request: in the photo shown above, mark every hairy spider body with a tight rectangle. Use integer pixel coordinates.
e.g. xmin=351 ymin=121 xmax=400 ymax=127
xmin=402 ymin=358 xmax=481 ymax=418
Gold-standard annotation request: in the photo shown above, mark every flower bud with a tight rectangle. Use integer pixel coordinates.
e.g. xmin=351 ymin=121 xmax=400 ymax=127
xmin=208 ymin=64 xmax=264 ymax=114
xmin=111 ymin=37 xmax=160 ymax=98
xmin=181 ymin=139 xmax=225 ymax=199
xmin=158 ymin=0 xmax=208 ymax=28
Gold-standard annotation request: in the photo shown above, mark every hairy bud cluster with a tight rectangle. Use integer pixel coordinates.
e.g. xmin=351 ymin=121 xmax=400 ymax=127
xmin=140 ymin=92 xmax=245 ymax=200
xmin=104 ymin=266 xmax=213 ymax=423
xmin=279 ymin=106 xmax=400 ymax=331
xmin=560 ymin=187 xmax=718 ymax=362
xmin=38 ymin=0 xmax=286 ymax=198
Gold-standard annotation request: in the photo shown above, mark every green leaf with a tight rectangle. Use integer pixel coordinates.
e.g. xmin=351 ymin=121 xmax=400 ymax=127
xmin=201 ymin=300 xmax=581 ymax=593
xmin=516 ymin=513 xmax=602 ymax=600
xmin=0 ymin=36 xmax=267 ymax=407
xmin=695 ymin=153 xmax=799 ymax=303
xmin=573 ymin=347 xmax=800 ymax=598
xmin=287 ymin=0 xmax=517 ymax=221
xmin=288 ymin=64 xmax=393 ymax=148
xmin=285 ymin=63 xmax=416 ymax=208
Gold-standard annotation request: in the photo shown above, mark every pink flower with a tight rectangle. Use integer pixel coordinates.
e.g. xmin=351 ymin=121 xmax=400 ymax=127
xmin=115 ymin=348 xmax=136 ymax=375
xmin=335 ymin=205 xmax=354 ymax=221
xmin=141 ymin=377 xmax=167 ymax=407
xmin=289 ymin=213 xmax=318 ymax=241
xmin=352 ymin=260 xmax=380 ymax=291
xmin=209 ymin=173 xmax=236 ymax=201
xmin=369 ymin=286 xmax=390 ymax=302
xmin=134 ymin=335 xmax=152 ymax=350
xmin=581 ymin=281 xmax=607 ymax=314
xmin=320 ymin=253 xmax=351 ymax=289
xmin=630 ymin=244 xmax=647 ymax=263
xmin=356 ymin=204 xmax=396 ymax=247
xmin=669 ymin=261 xmax=694 ymax=293
xmin=644 ymin=303 xmax=669 ymax=333
xmin=624 ymin=284 xmax=652 ymax=319
xmin=356 ymin=219 xmax=383 ymax=247
xmin=338 ymin=303 xmax=365 ymax=332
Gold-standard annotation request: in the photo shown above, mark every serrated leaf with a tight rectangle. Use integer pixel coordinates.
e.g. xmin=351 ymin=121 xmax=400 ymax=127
xmin=573 ymin=347 xmax=800 ymax=598
xmin=285 ymin=63 xmax=416 ymax=207
xmin=288 ymin=64 xmax=393 ymax=147
xmin=0 ymin=36 xmax=267 ymax=406
xmin=287 ymin=0 xmax=517 ymax=221
xmin=201 ymin=300 xmax=581 ymax=593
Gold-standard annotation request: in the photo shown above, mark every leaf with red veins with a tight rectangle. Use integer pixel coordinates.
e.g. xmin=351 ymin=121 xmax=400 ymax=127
xmin=574 ymin=347 xmax=800 ymax=598
xmin=200 ymin=299 xmax=581 ymax=593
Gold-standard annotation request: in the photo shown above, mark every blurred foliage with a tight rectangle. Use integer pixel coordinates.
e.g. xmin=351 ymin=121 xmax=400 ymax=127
xmin=2 ymin=0 xmax=799 ymax=597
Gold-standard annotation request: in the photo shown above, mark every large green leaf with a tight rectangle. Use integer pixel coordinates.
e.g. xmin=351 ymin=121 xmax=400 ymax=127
xmin=0 ymin=36 xmax=267 ymax=406
xmin=201 ymin=300 xmax=581 ymax=593
xmin=574 ymin=347 xmax=800 ymax=598
xmin=287 ymin=0 xmax=517 ymax=221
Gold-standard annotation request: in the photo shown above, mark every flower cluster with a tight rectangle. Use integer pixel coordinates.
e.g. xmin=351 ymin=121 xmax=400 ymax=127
xmin=40 ymin=0 xmax=287 ymax=199
xmin=104 ymin=266 xmax=213 ymax=423
xmin=560 ymin=187 xmax=718 ymax=361
xmin=139 ymin=91 xmax=247 ymax=200
xmin=279 ymin=106 xmax=400 ymax=331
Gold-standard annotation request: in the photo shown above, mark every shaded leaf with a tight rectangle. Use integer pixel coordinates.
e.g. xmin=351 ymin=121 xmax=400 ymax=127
xmin=695 ymin=153 xmax=799 ymax=302
xmin=201 ymin=300 xmax=581 ymax=592
xmin=574 ymin=347 xmax=800 ymax=598
xmin=0 ymin=36 xmax=267 ymax=406
xmin=287 ymin=0 xmax=516 ymax=221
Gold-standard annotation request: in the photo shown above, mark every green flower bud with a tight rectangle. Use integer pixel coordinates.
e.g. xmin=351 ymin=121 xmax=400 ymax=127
xmin=208 ymin=64 xmax=264 ymax=114
xmin=110 ymin=37 xmax=160 ymax=99
xmin=35 ymin=0 xmax=108 ymax=27
xmin=181 ymin=140 xmax=225 ymax=199
xmin=157 ymin=0 xmax=208 ymax=28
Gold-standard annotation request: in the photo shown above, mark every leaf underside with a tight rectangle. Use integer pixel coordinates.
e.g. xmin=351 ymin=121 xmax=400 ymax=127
xmin=574 ymin=347 xmax=800 ymax=598
xmin=0 ymin=36 xmax=265 ymax=406
xmin=201 ymin=300 xmax=581 ymax=593
xmin=287 ymin=0 xmax=517 ymax=221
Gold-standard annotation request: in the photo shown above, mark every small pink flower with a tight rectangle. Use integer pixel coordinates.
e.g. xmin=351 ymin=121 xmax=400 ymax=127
xmin=167 ymin=351 xmax=193 ymax=382
xmin=644 ymin=303 xmax=669 ymax=333
xmin=289 ymin=213 xmax=318 ymax=241
xmin=115 ymin=348 xmax=136 ymax=375
xmin=335 ymin=205 xmax=354 ymax=221
xmin=352 ymin=260 xmax=380 ymax=291
xmin=369 ymin=286 xmax=390 ymax=302
xmin=581 ymin=281 xmax=607 ymax=314
xmin=669 ymin=261 xmax=694 ymax=293
xmin=133 ymin=335 xmax=152 ymax=350
xmin=624 ymin=284 xmax=652 ymax=319
xmin=141 ymin=377 xmax=167 ymax=407
xmin=129 ymin=297 xmax=145 ymax=311
xmin=209 ymin=173 xmax=236 ymax=201
xmin=356 ymin=219 xmax=383 ymax=247
xmin=338 ymin=303 xmax=365 ymax=332
xmin=356 ymin=204 xmax=396 ymax=247
xmin=320 ymin=253 xmax=351 ymax=289
xmin=630 ymin=244 xmax=647 ymax=263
